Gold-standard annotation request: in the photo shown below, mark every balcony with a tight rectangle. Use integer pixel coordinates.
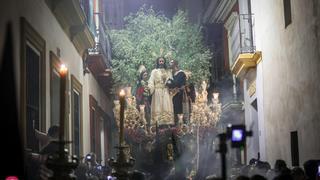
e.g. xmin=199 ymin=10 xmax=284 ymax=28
xmin=86 ymin=13 xmax=113 ymax=94
xmin=45 ymin=0 xmax=95 ymax=55
xmin=228 ymin=14 xmax=262 ymax=78
xmin=88 ymin=13 xmax=112 ymax=67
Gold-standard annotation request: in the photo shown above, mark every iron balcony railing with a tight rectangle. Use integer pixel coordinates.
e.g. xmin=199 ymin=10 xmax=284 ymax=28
xmin=229 ymin=14 xmax=255 ymax=68
xmin=88 ymin=12 xmax=112 ymax=67
xmin=239 ymin=14 xmax=255 ymax=53
xmin=79 ymin=0 xmax=95 ymax=34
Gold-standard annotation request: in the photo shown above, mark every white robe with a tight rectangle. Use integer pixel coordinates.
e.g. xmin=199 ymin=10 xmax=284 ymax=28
xmin=148 ymin=68 xmax=174 ymax=125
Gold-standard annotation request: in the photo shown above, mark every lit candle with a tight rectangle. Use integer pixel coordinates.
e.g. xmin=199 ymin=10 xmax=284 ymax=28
xmin=59 ymin=64 xmax=67 ymax=143
xmin=213 ymin=92 xmax=219 ymax=100
xmin=119 ymin=89 xmax=126 ymax=145
xmin=178 ymin=114 xmax=183 ymax=126
xmin=139 ymin=104 xmax=145 ymax=120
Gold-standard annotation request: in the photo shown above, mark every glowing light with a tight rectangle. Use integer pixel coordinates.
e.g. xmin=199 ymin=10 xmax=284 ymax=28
xmin=59 ymin=64 xmax=68 ymax=75
xmin=6 ymin=176 xmax=19 ymax=180
xmin=119 ymin=89 xmax=125 ymax=97
xmin=213 ymin=92 xmax=219 ymax=99
xmin=232 ymin=129 xmax=244 ymax=142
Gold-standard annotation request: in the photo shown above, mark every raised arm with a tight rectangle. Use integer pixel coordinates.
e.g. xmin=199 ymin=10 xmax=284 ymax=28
xmin=34 ymin=129 xmax=50 ymax=145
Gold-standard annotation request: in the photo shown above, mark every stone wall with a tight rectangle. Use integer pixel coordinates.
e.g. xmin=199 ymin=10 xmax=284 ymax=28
xmin=252 ymin=0 xmax=320 ymax=166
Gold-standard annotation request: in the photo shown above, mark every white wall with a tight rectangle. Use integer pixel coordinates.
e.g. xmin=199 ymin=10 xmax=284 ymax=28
xmin=256 ymin=62 xmax=266 ymax=161
xmin=244 ymin=78 xmax=260 ymax=163
xmin=0 ymin=0 xmax=112 ymax=158
xmin=252 ymin=0 xmax=320 ymax=166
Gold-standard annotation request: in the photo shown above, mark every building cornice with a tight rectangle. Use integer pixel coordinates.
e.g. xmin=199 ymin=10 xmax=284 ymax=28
xmin=208 ymin=0 xmax=237 ymax=23
xmin=203 ymin=0 xmax=220 ymax=23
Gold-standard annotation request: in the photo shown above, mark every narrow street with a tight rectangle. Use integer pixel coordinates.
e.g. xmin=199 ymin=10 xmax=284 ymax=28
xmin=0 ymin=0 xmax=320 ymax=180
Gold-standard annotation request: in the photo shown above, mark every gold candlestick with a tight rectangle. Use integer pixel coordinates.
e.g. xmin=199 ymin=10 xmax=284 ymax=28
xmin=59 ymin=64 xmax=67 ymax=143
xmin=119 ymin=89 xmax=125 ymax=146
xmin=46 ymin=63 xmax=79 ymax=180
xmin=109 ymin=89 xmax=135 ymax=180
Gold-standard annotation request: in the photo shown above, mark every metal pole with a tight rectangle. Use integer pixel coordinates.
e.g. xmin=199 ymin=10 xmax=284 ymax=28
xmin=218 ymin=133 xmax=227 ymax=180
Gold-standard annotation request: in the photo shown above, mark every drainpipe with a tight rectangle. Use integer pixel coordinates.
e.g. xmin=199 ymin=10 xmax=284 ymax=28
xmin=247 ymin=0 xmax=254 ymax=51
xmin=233 ymin=74 xmax=237 ymax=101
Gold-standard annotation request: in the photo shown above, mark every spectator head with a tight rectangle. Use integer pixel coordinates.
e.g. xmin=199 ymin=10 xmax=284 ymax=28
xmin=255 ymin=161 xmax=271 ymax=176
xmin=273 ymin=173 xmax=293 ymax=180
xmin=250 ymin=174 xmax=267 ymax=180
xmin=236 ymin=175 xmax=250 ymax=180
xmin=291 ymin=167 xmax=305 ymax=180
xmin=274 ymin=159 xmax=287 ymax=172
xmin=47 ymin=125 xmax=59 ymax=139
xmin=85 ymin=152 xmax=97 ymax=164
xmin=131 ymin=170 xmax=145 ymax=180
xmin=249 ymin=158 xmax=258 ymax=166
xmin=303 ymin=159 xmax=320 ymax=180
xmin=240 ymin=165 xmax=251 ymax=177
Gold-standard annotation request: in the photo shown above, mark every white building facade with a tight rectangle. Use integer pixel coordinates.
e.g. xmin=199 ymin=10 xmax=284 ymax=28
xmin=251 ymin=0 xmax=320 ymax=166
xmin=0 ymin=0 xmax=116 ymax=173
xmin=203 ymin=0 xmax=320 ymax=166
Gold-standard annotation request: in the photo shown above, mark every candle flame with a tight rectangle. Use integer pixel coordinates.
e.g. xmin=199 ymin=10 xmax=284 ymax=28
xmin=60 ymin=64 xmax=68 ymax=75
xmin=119 ymin=89 xmax=125 ymax=97
xmin=213 ymin=92 xmax=219 ymax=99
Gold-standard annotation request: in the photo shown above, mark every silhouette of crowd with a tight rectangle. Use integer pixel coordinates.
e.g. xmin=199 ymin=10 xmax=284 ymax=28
xmin=209 ymin=158 xmax=320 ymax=180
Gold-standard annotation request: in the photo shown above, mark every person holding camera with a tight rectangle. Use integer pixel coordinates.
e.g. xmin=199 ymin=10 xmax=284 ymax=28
xmin=83 ymin=153 xmax=105 ymax=180
xmin=25 ymin=125 xmax=60 ymax=179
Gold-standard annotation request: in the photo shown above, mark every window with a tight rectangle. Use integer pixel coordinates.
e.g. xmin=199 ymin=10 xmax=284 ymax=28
xmin=251 ymin=98 xmax=257 ymax=111
xmin=283 ymin=0 xmax=292 ymax=28
xmin=71 ymin=75 xmax=82 ymax=157
xmin=26 ymin=44 xmax=40 ymax=151
xmin=90 ymin=95 xmax=101 ymax=158
xmin=50 ymin=52 xmax=61 ymax=126
xmin=104 ymin=114 xmax=111 ymax=161
xmin=21 ymin=18 xmax=46 ymax=152
xmin=50 ymin=51 xmax=70 ymax=143
xmin=89 ymin=95 xmax=109 ymax=162
xmin=291 ymin=131 xmax=299 ymax=166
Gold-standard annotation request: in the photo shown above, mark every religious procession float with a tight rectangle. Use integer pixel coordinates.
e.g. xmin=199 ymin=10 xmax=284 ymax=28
xmin=113 ymin=82 xmax=222 ymax=179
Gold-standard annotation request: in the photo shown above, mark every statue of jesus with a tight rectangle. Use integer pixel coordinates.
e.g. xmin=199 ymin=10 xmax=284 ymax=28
xmin=148 ymin=57 xmax=174 ymax=126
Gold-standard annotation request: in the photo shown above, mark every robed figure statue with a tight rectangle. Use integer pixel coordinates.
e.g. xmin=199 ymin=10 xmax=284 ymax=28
xmin=148 ymin=57 xmax=174 ymax=126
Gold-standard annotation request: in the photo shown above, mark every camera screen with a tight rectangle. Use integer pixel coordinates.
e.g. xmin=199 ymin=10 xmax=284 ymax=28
xmin=232 ymin=129 xmax=244 ymax=142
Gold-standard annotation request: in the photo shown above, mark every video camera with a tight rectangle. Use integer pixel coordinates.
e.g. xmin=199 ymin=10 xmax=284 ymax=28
xmin=215 ymin=124 xmax=253 ymax=180
xmin=226 ymin=124 xmax=252 ymax=148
